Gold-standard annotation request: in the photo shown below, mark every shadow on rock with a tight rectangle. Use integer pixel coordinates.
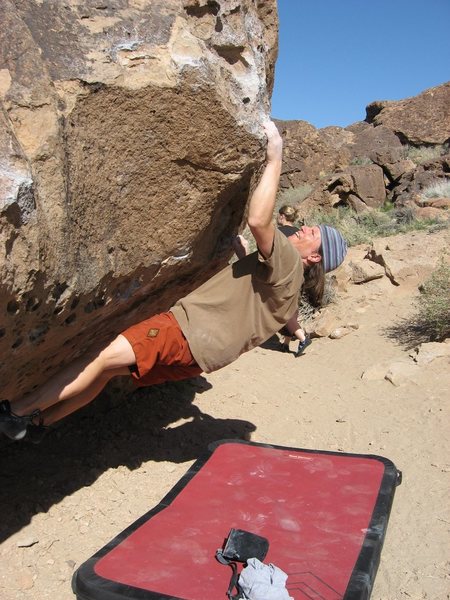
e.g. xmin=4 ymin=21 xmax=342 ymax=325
xmin=0 ymin=376 xmax=256 ymax=543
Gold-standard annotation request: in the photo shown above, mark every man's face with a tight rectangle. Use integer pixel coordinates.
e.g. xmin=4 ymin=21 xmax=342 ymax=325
xmin=288 ymin=225 xmax=322 ymax=262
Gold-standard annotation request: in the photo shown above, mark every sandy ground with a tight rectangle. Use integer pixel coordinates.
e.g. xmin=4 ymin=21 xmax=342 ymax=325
xmin=1 ymin=229 xmax=449 ymax=600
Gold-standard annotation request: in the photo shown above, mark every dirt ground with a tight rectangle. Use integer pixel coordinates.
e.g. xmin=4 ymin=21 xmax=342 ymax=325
xmin=1 ymin=228 xmax=449 ymax=600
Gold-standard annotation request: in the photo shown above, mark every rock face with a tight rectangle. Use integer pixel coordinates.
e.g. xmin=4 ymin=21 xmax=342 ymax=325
xmin=0 ymin=0 xmax=278 ymax=400
xmin=366 ymin=82 xmax=450 ymax=145
xmin=276 ymin=81 xmax=450 ymax=217
xmin=274 ymin=119 xmax=352 ymax=189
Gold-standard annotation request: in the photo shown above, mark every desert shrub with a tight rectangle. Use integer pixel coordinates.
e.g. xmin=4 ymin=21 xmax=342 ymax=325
xmin=380 ymin=199 xmax=395 ymax=213
xmin=404 ymin=144 xmax=449 ymax=165
xmin=297 ymin=296 xmax=316 ymax=324
xmin=415 ymin=258 xmax=450 ymax=341
xmin=322 ymin=277 xmax=337 ymax=306
xmin=355 ymin=210 xmax=398 ymax=237
xmin=305 ymin=207 xmax=392 ymax=245
xmin=305 ymin=205 xmax=445 ymax=247
xmin=350 ymin=156 xmax=373 ymax=166
xmin=420 ymin=178 xmax=450 ymax=199
xmin=393 ymin=206 xmax=416 ymax=225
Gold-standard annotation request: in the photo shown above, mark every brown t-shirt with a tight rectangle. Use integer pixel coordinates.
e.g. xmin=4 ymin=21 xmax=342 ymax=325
xmin=170 ymin=228 xmax=303 ymax=373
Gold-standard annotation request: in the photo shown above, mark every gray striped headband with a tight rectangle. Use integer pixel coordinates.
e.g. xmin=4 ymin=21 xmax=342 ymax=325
xmin=319 ymin=225 xmax=348 ymax=273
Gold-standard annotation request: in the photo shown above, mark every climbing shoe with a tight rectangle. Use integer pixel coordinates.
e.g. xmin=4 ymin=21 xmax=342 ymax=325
xmin=295 ymin=336 xmax=312 ymax=357
xmin=0 ymin=400 xmax=41 ymax=441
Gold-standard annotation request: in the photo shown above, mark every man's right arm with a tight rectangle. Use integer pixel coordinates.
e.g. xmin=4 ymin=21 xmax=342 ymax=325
xmin=247 ymin=121 xmax=283 ymax=259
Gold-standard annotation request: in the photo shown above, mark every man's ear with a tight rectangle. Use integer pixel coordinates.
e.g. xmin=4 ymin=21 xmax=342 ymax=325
xmin=306 ymin=252 xmax=322 ymax=265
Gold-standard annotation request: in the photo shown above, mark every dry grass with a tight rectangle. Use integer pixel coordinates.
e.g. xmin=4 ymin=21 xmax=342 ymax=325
xmin=403 ymin=143 xmax=449 ymax=165
xmin=421 ymin=178 xmax=450 ymax=200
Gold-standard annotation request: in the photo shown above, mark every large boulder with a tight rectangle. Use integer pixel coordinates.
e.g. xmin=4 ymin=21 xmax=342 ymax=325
xmin=294 ymin=163 xmax=386 ymax=218
xmin=346 ymin=164 xmax=386 ymax=208
xmin=0 ymin=0 xmax=278 ymax=400
xmin=365 ymin=82 xmax=450 ymax=145
xmin=347 ymin=124 xmax=403 ymax=164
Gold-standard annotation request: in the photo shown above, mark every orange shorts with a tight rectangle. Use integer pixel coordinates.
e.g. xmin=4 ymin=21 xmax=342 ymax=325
xmin=121 ymin=311 xmax=202 ymax=387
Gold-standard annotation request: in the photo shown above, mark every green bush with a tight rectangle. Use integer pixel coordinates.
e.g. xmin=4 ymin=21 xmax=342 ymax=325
xmin=304 ymin=207 xmax=392 ymax=245
xmin=415 ymin=258 xmax=450 ymax=341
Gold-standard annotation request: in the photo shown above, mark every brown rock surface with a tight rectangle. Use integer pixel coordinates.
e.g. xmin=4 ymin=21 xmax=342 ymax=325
xmin=275 ymin=119 xmax=352 ymax=190
xmin=347 ymin=124 xmax=403 ymax=164
xmin=347 ymin=164 xmax=386 ymax=208
xmin=0 ymin=0 xmax=278 ymax=400
xmin=365 ymin=81 xmax=450 ymax=145
xmin=350 ymin=259 xmax=385 ymax=284
xmin=423 ymin=198 xmax=450 ymax=209
xmin=392 ymin=154 xmax=450 ymax=205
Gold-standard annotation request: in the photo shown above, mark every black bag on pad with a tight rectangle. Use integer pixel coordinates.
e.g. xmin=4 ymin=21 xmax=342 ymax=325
xmin=216 ymin=528 xmax=269 ymax=599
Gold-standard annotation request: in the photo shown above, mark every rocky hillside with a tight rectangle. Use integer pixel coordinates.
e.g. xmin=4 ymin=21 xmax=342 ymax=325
xmin=275 ymin=81 xmax=450 ymax=221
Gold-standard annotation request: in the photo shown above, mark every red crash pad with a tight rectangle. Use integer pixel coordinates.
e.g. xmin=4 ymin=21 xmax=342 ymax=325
xmin=73 ymin=440 xmax=401 ymax=600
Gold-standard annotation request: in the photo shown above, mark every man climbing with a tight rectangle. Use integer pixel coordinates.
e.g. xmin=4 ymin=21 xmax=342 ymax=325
xmin=0 ymin=121 xmax=347 ymax=442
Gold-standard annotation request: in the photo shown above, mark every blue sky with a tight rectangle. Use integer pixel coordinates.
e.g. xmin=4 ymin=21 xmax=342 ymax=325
xmin=271 ymin=0 xmax=450 ymax=128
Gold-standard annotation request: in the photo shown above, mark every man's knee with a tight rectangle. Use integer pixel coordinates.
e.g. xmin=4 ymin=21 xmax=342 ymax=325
xmin=98 ymin=334 xmax=136 ymax=369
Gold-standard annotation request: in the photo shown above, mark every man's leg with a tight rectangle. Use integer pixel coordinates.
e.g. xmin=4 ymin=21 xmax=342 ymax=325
xmin=38 ymin=366 xmax=130 ymax=425
xmin=12 ymin=334 xmax=136 ymax=417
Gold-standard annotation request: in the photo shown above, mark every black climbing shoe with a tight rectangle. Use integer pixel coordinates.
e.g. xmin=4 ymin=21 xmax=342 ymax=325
xmin=295 ymin=336 xmax=312 ymax=357
xmin=0 ymin=400 xmax=41 ymax=441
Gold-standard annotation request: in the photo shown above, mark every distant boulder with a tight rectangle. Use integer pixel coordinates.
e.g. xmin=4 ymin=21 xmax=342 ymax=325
xmin=275 ymin=119 xmax=352 ymax=190
xmin=365 ymin=82 xmax=450 ymax=145
xmin=392 ymin=155 xmax=450 ymax=206
xmin=347 ymin=124 xmax=403 ymax=165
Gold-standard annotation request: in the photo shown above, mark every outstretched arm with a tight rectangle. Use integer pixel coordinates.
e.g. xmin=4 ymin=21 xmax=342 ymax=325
xmin=247 ymin=121 xmax=283 ymax=258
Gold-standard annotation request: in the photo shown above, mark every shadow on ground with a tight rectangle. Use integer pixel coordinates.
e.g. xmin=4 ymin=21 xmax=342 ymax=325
xmin=384 ymin=317 xmax=440 ymax=350
xmin=0 ymin=376 xmax=255 ymax=543
xmin=260 ymin=334 xmax=285 ymax=353
xmin=260 ymin=334 xmax=306 ymax=357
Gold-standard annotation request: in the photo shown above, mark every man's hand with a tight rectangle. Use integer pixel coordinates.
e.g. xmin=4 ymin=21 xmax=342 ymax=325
xmin=263 ymin=120 xmax=283 ymax=163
